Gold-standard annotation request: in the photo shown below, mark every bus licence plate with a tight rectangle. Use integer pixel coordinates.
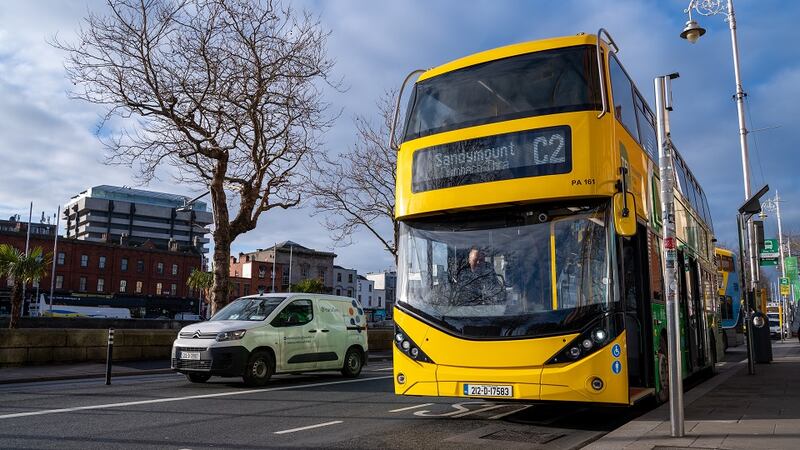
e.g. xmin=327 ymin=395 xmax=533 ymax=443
xmin=180 ymin=351 xmax=200 ymax=360
xmin=463 ymin=384 xmax=513 ymax=397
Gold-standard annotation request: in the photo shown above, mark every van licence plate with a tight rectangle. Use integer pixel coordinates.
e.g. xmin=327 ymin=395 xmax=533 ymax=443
xmin=463 ymin=384 xmax=513 ymax=397
xmin=180 ymin=351 xmax=200 ymax=360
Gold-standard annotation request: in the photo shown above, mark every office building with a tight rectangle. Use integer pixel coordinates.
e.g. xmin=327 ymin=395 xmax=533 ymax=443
xmin=63 ymin=185 xmax=212 ymax=253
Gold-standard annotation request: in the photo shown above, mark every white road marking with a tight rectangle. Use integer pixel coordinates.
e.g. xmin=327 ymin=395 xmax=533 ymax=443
xmin=452 ymin=404 xmax=507 ymax=418
xmin=273 ymin=420 xmax=343 ymax=435
xmin=373 ymin=367 xmax=394 ymax=371
xmin=0 ymin=375 xmax=393 ymax=420
xmin=487 ymin=404 xmax=532 ymax=420
xmin=388 ymin=403 xmax=434 ymax=413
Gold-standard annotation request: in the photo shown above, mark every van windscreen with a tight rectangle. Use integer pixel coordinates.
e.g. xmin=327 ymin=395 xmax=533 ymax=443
xmin=211 ymin=297 xmax=286 ymax=321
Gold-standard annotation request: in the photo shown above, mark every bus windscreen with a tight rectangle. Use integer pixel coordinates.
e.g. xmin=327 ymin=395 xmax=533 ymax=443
xmin=402 ymin=45 xmax=601 ymax=142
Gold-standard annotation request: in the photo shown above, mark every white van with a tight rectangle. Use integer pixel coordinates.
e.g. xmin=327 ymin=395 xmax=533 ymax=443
xmin=171 ymin=293 xmax=368 ymax=385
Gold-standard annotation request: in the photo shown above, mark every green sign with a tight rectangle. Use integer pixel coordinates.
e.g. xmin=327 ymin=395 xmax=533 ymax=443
xmin=786 ymin=257 xmax=799 ymax=301
xmin=759 ymin=239 xmax=780 ymax=266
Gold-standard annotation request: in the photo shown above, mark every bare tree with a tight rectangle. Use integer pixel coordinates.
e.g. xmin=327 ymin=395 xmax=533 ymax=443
xmin=53 ymin=0 xmax=337 ymax=313
xmin=306 ymin=92 xmax=399 ymax=260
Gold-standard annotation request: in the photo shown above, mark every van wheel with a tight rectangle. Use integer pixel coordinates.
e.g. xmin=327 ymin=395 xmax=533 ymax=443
xmin=341 ymin=348 xmax=363 ymax=378
xmin=243 ymin=351 xmax=274 ymax=386
xmin=186 ymin=373 xmax=211 ymax=383
xmin=656 ymin=339 xmax=669 ymax=404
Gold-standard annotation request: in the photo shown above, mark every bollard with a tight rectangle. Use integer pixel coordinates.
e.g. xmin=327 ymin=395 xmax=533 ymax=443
xmin=105 ymin=328 xmax=114 ymax=385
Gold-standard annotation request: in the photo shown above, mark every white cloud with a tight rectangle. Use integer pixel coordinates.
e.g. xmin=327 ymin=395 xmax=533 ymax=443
xmin=0 ymin=0 xmax=798 ymax=277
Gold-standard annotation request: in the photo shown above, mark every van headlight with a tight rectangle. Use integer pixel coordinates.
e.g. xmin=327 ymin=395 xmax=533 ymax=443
xmin=216 ymin=330 xmax=247 ymax=341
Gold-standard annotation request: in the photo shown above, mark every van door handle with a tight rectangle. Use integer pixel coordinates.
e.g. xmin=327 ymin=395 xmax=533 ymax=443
xmin=320 ymin=329 xmax=330 ymax=333
xmin=308 ymin=330 xmax=318 ymax=333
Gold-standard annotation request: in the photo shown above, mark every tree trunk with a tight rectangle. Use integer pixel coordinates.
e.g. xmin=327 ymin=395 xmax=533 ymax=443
xmin=8 ymin=284 xmax=22 ymax=329
xmin=210 ymin=230 xmax=231 ymax=316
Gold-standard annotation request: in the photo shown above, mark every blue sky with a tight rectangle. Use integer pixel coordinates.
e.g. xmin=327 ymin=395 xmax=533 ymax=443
xmin=0 ymin=0 xmax=798 ymax=279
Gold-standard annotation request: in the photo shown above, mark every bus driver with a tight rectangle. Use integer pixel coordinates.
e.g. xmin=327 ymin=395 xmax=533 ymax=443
xmin=451 ymin=247 xmax=506 ymax=306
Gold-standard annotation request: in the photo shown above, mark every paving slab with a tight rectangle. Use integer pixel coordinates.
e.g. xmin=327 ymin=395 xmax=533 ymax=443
xmin=584 ymin=340 xmax=800 ymax=450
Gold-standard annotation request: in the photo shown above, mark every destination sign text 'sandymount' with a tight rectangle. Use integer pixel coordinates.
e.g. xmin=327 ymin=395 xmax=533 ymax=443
xmin=411 ymin=126 xmax=572 ymax=192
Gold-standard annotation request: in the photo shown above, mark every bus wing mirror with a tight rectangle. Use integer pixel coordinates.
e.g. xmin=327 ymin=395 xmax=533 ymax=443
xmin=613 ymin=192 xmax=636 ymax=237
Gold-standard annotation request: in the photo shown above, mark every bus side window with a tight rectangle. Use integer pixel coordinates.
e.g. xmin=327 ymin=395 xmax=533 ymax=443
xmin=609 ymin=56 xmax=638 ymax=141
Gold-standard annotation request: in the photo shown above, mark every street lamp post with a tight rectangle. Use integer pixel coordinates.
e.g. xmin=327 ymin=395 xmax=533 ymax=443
xmin=680 ymin=0 xmax=759 ymax=295
xmin=760 ymin=192 xmax=789 ymax=340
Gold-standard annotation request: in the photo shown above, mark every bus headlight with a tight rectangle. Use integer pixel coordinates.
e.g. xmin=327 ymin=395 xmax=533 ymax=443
xmin=394 ymin=325 xmax=434 ymax=364
xmin=592 ymin=329 xmax=608 ymax=343
xmin=546 ymin=314 xmax=623 ymax=364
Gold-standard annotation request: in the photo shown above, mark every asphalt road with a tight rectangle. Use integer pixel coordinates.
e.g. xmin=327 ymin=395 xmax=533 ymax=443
xmin=0 ymin=362 xmax=651 ymax=450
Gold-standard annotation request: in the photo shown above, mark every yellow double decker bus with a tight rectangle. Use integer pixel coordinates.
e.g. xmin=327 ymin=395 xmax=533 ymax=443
xmin=391 ymin=31 xmax=719 ymax=405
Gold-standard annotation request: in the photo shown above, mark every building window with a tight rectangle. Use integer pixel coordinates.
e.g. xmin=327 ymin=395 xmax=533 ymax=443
xmin=337 ymin=273 xmax=342 ymax=282
xmin=170 ymin=283 xmax=177 ymax=296
xmin=79 ymin=277 xmax=87 ymax=292
xmin=80 ymin=254 xmax=88 ymax=267
xmin=137 ymin=260 xmax=145 ymax=273
xmin=98 ymin=256 xmax=106 ymax=269
xmin=156 ymin=282 xmax=163 ymax=295
xmin=57 ymin=252 xmax=65 ymax=265
xmin=120 ymin=280 xmax=127 ymax=293
xmin=336 ymin=288 xmax=341 ymax=295
xmin=55 ymin=275 xmax=63 ymax=289
xmin=282 ymin=267 xmax=290 ymax=286
xmin=358 ymin=294 xmax=361 ymax=302
xmin=244 ymin=285 xmax=251 ymax=295
xmin=172 ymin=264 xmax=178 ymax=276
xmin=258 ymin=266 xmax=266 ymax=279
xmin=347 ymin=289 xmax=353 ymax=297
xmin=157 ymin=262 xmax=164 ymax=274
xmin=368 ymin=284 xmax=372 ymax=292
xmin=97 ymin=278 xmax=105 ymax=292
xmin=301 ymin=264 xmax=309 ymax=278
xmin=348 ymin=273 xmax=353 ymax=283
xmin=135 ymin=281 xmax=143 ymax=294
xmin=121 ymin=258 xmax=128 ymax=272
xmin=318 ymin=268 xmax=325 ymax=282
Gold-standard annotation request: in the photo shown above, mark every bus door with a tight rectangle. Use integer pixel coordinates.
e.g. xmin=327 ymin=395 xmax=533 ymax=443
xmin=677 ymin=251 xmax=693 ymax=373
xmin=621 ymin=224 xmax=653 ymax=388
xmin=688 ymin=259 xmax=706 ymax=368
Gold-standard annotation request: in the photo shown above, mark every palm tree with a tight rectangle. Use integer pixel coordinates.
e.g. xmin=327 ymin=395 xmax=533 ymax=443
xmin=186 ymin=269 xmax=214 ymax=315
xmin=0 ymin=244 xmax=50 ymax=329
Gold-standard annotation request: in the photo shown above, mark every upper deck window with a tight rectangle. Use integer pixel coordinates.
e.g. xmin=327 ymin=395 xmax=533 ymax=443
xmin=402 ymin=45 xmax=601 ymax=142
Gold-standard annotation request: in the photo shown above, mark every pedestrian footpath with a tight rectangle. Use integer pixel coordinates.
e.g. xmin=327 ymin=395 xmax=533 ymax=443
xmin=0 ymin=350 xmax=392 ymax=384
xmin=585 ymin=339 xmax=800 ymax=450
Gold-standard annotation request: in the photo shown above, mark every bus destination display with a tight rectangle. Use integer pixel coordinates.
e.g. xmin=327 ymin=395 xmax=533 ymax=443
xmin=411 ymin=126 xmax=571 ymax=192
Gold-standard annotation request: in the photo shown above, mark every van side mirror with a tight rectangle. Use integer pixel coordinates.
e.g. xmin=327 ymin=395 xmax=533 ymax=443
xmin=613 ymin=192 xmax=636 ymax=237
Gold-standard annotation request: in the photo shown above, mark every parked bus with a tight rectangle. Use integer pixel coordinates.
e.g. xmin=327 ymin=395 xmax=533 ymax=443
xmin=391 ymin=31 xmax=719 ymax=405
xmin=715 ymin=248 xmax=743 ymax=347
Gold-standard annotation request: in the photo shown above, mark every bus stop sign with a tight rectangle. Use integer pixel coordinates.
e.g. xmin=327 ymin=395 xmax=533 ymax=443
xmin=759 ymin=239 xmax=779 ymax=266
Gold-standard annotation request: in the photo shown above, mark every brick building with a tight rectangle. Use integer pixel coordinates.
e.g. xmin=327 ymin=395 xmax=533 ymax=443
xmin=0 ymin=218 xmax=202 ymax=318
xmin=240 ymin=241 xmax=336 ymax=292
xmin=229 ymin=253 xmax=285 ymax=298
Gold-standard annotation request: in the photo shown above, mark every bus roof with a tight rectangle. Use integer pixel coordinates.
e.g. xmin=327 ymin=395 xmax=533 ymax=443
xmin=418 ymin=33 xmax=601 ymax=82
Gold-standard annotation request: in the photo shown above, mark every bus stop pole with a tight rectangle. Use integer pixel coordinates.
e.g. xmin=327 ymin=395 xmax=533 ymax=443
xmin=655 ymin=74 xmax=684 ymax=438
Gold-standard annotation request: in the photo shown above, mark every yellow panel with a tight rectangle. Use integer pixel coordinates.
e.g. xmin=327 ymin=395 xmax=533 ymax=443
xmin=396 ymin=112 xmax=617 ymax=219
xmin=396 ymin=309 xmax=578 ymax=368
xmin=540 ymin=332 xmax=629 ymax=404
xmin=394 ymin=310 xmax=632 ymax=404
xmin=393 ymin=346 xmax=439 ymax=396
xmin=419 ymin=34 xmax=601 ymax=81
